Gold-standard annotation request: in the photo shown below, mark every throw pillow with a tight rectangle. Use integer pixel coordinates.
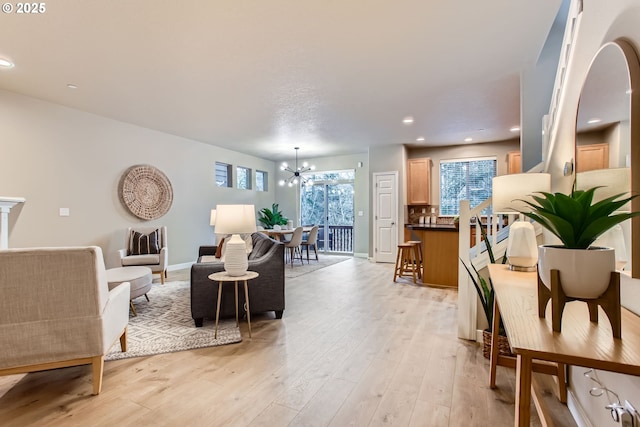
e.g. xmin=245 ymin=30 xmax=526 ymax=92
xmin=248 ymin=238 xmax=270 ymax=260
xmin=215 ymin=237 xmax=225 ymax=258
xmin=242 ymin=233 xmax=253 ymax=254
xmin=129 ymin=229 xmax=160 ymax=255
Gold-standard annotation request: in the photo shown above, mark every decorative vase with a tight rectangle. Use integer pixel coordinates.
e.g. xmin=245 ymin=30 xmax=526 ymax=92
xmin=537 ymin=245 xmax=615 ymax=299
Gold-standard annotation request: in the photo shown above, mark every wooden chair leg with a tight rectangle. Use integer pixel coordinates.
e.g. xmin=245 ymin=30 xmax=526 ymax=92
xmin=393 ymin=248 xmax=402 ymax=282
xmin=91 ymin=356 xmax=105 ymax=395
xmin=119 ymin=327 xmax=128 ymax=352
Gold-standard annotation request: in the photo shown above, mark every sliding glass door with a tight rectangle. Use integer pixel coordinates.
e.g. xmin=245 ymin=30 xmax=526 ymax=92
xmin=300 ymin=170 xmax=354 ymax=254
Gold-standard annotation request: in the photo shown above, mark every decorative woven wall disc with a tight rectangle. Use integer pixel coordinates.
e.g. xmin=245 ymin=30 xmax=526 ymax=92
xmin=119 ymin=165 xmax=173 ymax=220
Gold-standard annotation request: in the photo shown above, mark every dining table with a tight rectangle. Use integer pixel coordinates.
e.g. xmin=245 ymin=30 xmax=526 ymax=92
xmin=263 ymin=226 xmax=313 ymax=242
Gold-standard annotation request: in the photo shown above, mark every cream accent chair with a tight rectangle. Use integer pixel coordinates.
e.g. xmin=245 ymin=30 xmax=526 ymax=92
xmin=0 ymin=246 xmax=130 ymax=395
xmin=118 ymin=226 xmax=168 ymax=284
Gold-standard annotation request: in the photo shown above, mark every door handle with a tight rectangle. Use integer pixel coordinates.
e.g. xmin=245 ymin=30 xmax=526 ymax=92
xmin=391 ymin=222 xmax=395 ymax=226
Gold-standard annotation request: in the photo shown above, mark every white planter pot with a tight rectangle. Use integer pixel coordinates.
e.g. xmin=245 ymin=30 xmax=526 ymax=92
xmin=538 ymin=245 xmax=615 ymax=299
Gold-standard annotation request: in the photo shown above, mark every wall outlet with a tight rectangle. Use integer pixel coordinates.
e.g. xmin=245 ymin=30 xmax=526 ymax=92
xmin=59 ymin=208 xmax=70 ymax=217
xmin=421 ymin=208 xmax=426 ymax=214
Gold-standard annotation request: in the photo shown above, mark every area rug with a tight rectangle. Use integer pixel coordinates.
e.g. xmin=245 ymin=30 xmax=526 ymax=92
xmin=284 ymin=254 xmax=351 ymax=278
xmin=105 ymin=281 xmax=241 ymax=361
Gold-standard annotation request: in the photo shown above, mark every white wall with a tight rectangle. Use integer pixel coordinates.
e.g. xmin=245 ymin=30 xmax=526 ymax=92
xmin=545 ymin=1 xmax=640 ymax=424
xmin=0 ymin=89 xmax=276 ymax=268
xmin=368 ymin=144 xmax=407 ymax=258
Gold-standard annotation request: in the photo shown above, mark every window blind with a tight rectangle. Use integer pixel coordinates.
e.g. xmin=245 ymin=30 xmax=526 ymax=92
xmin=439 ymin=157 xmax=496 ymax=215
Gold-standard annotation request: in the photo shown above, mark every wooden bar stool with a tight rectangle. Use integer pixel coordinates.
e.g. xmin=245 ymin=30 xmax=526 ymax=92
xmin=406 ymin=240 xmax=423 ymax=280
xmin=393 ymin=243 xmax=418 ymax=284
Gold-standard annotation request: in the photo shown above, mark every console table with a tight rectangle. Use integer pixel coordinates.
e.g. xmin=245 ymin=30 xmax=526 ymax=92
xmin=487 ymin=264 xmax=640 ymax=427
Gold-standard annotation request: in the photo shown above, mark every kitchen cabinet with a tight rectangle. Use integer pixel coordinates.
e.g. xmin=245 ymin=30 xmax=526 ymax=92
xmin=407 ymin=158 xmax=431 ymax=205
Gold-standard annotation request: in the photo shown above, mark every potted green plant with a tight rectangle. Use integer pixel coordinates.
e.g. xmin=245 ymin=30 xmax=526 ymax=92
xmin=518 ymin=186 xmax=640 ymax=298
xmin=460 ymin=217 xmax=511 ymax=358
xmin=257 ymin=203 xmax=289 ymax=229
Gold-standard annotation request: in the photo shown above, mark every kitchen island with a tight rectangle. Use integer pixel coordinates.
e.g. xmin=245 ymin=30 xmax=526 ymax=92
xmin=405 ymin=224 xmax=459 ymax=287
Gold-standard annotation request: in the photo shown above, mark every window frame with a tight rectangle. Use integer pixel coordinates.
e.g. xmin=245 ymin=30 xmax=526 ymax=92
xmin=256 ymin=170 xmax=268 ymax=192
xmin=215 ymin=162 xmax=232 ymax=188
xmin=236 ymin=166 xmax=252 ymax=190
xmin=439 ymin=156 xmax=497 ymax=216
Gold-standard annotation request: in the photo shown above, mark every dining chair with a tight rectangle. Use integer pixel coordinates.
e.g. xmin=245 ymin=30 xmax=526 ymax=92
xmin=284 ymin=227 xmax=304 ymax=266
xmin=300 ymin=225 xmax=319 ymax=262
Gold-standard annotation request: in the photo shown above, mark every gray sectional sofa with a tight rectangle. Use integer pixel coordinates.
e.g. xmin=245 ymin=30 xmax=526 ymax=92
xmin=190 ymin=232 xmax=285 ymax=327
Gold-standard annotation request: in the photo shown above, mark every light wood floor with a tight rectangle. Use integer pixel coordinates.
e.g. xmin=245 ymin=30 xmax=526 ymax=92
xmin=0 ymin=258 xmax=555 ymax=426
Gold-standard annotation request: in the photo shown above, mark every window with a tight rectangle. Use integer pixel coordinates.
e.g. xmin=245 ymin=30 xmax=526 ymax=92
xmin=439 ymin=157 xmax=496 ymax=216
xmin=215 ymin=162 xmax=232 ymax=188
xmin=237 ymin=166 xmax=252 ymax=190
xmin=256 ymin=170 xmax=268 ymax=192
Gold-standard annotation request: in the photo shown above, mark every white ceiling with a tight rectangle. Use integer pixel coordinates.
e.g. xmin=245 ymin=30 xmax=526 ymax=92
xmin=0 ymin=0 xmax=561 ymax=161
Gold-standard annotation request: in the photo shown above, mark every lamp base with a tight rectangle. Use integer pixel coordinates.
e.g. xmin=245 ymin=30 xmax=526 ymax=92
xmin=509 ymin=264 xmax=537 ymax=272
xmin=223 ymin=234 xmax=248 ymax=276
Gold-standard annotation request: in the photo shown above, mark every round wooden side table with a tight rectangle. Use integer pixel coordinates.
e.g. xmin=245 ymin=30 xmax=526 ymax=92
xmin=208 ymin=271 xmax=259 ymax=339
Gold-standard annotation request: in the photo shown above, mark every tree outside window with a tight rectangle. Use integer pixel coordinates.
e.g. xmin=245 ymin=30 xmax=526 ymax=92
xmin=256 ymin=170 xmax=267 ymax=192
xmin=439 ymin=157 xmax=496 ymax=216
xmin=237 ymin=166 xmax=252 ymax=190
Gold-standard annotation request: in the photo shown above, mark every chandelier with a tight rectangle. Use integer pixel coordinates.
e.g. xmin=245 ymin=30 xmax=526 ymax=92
xmin=279 ymin=147 xmax=315 ymax=187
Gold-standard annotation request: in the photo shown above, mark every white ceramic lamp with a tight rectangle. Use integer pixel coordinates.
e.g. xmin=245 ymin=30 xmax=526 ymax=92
xmin=214 ymin=204 xmax=257 ymax=276
xmin=506 ymin=221 xmax=538 ymax=271
xmin=492 ymin=173 xmax=551 ymax=271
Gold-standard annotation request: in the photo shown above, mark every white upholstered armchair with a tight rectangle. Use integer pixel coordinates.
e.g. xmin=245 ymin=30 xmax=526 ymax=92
xmin=118 ymin=226 xmax=168 ymax=284
xmin=0 ymin=246 xmax=130 ymax=395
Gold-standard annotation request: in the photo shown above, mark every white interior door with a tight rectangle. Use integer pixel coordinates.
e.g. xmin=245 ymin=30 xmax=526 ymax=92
xmin=374 ymin=172 xmax=398 ymax=263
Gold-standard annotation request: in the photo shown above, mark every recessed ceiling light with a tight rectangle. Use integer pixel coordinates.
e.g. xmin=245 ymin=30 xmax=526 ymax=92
xmin=0 ymin=58 xmax=14 ymax=68
xmin=402 ymin=116 xmax=414 ymax=125
xmin=464 ymin=137 xmax=473 ymax=142
xmin=587 ymin=118 xmax=602 ymax=124
xmin=67 ymin=84 xmax=78 ymax=89
xmin=416 ymin=137 xmax=425 ymax=142
xmin=510 ymin=126 xmax=521 ymax=132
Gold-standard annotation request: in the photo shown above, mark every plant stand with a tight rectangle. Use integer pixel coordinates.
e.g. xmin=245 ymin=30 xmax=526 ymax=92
xmin=537 ymin=269 xmax=621 ymax=338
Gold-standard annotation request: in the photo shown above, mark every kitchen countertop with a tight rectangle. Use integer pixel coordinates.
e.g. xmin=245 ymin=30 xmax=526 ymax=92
xmin=406 ymin=223 xmax=459 ymax=232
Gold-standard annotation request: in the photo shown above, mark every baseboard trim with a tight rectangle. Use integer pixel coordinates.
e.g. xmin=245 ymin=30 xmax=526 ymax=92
xmin=168 ymin=262 xmax=193 ymax=272
xmin=567 ymin=390 xmax=593 ymax=427
xmin=353 ymin=252 xmax=368 ymax=259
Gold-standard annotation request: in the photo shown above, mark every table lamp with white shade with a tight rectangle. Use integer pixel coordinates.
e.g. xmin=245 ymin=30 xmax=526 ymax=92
xmin=492 ymin=173 xmax=551 ymax=271
xmin=214 ymin=204 xmax=257 ymax=276
xmin=577 ymin=168 xmax=631 ymax=270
